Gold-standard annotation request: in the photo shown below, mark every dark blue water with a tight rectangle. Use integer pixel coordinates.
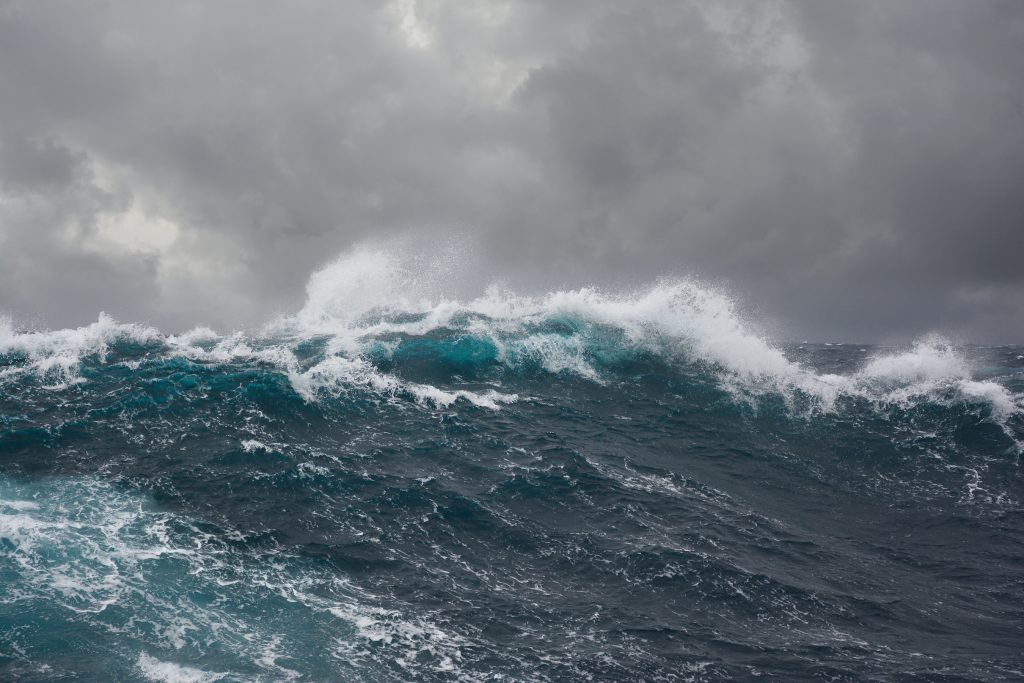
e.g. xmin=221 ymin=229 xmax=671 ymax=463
xmin=2 ymin=266 xmax=1022 ymax=681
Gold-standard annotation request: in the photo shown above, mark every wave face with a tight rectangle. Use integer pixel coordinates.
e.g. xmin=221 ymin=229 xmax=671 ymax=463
xmin=2 ymin=245 xmax=1023 ymax=681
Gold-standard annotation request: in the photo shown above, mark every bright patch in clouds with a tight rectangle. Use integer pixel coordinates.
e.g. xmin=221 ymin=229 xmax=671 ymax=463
xmin=95 ymin=203 xmax=180 ymax=254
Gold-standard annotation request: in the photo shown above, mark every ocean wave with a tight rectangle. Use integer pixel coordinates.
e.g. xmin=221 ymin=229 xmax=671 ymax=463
xmin=1 ymin=245 xmax=1021 ymax=435
xmin=0 ymin=312 xmax=161 ymax=388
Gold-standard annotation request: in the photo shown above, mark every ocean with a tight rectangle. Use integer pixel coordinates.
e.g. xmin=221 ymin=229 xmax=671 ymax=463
xmin=1 ymin=247 xmax=1022 ymax=681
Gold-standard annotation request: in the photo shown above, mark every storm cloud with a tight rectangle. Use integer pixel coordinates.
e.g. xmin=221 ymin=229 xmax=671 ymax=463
xmin=1 ymin=0 xmax=1022 ymax=341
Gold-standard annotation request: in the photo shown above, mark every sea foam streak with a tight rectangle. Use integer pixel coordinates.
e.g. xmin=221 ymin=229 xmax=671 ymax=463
xmin=1 ymin=243 xmax=1021 ymax=427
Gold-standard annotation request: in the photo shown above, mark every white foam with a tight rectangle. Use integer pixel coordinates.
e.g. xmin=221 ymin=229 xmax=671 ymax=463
xmin=328 ymin=603 xmax=466 ymax=674
xmin=275 ymin=243 xmax=1022 ymax=429
xmin=515 ymin=333 xmax=601 ymax=381
xmin=166 ymin=326 xmax=220 ymax=346
xmin=1 ymin=474 xmax=468 ymax=678
xmin=240 ymin=439 xmax=269 ymax=453
xmin=291 ymin=355 xmax=516 ymax=409
xmin=857 ymin=336 xmax=968 ymax=386
xmin=848 ymin=337 xmax=1022 ymax=430
xmin=166 ymin=332 xmax=298 ymax=369
xmin=957 ymin=380 xmax=1019 ymax=420
xmin=0 ymin=312 xmax=160 ymax=386
xmin=271 ymin=248 xmax=834 ymax=402
xmin=292 ymin=244 xmax=443 ymax=331
xmin=136 ymin=653 xmax=225 ymax=683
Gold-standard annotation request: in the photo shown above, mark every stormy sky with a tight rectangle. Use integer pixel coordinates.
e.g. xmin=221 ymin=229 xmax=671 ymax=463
xmin=1 ymin=0 xmax=1022 ymax=342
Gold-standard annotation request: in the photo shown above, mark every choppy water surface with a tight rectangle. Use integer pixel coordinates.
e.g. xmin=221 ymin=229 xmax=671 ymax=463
xmin=2 ymin=247 xmax=1022 ymax=681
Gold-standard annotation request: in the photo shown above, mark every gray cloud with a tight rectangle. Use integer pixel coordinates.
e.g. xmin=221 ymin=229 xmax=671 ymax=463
xmin=0 ymin=0 xmax=1021 ymax=341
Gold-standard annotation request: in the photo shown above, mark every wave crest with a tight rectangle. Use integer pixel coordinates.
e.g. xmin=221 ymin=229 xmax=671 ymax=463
xmin=1 ymin=244 xmax=1020 ymax=433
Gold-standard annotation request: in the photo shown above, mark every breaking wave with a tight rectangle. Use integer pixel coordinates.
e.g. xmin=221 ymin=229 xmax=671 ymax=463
xmin=2 ymin=244 xmax=1020 ymax=427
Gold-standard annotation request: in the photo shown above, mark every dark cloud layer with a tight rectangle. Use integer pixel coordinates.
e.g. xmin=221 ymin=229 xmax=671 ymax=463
xmin=1 ymin=0 xmax=1022 ymax=341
